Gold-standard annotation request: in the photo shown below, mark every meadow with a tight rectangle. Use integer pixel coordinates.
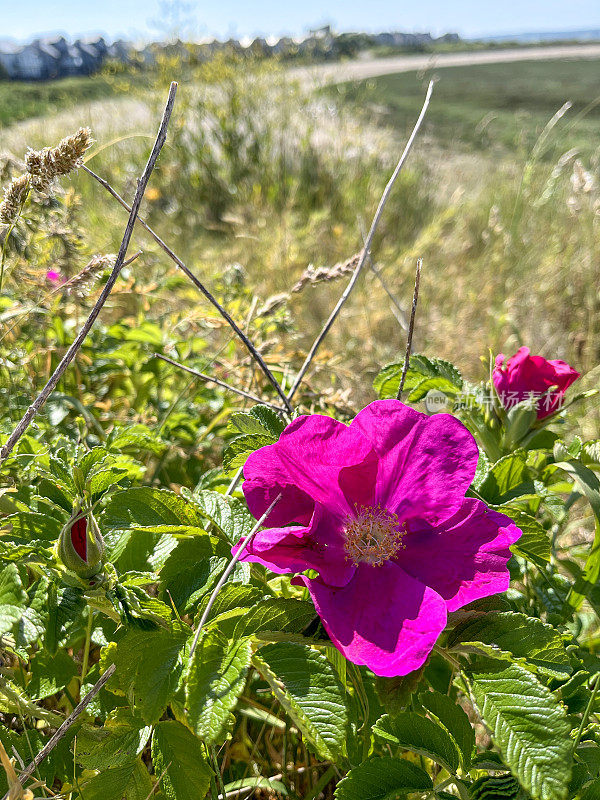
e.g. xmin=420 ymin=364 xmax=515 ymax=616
xmin=0 ymin=53 xmax=600 ymax=800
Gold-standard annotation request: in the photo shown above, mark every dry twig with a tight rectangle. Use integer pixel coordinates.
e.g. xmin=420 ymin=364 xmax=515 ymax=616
xmin=397 ymin=258 xmax=422 ymax=398
xmin=188 ymin=494 xmax=282 ymax=661
xmin=0 ymin=665 xmax=116 ymax=800
xmin=81 ymin=164 xmax=293 ymax=416
xmin=285 ymin=80 xmax=434 ymax=403
xmin=154 ymin=354 xmax=287 ymax=412
xmin=0 ymin=83 xmax=178 ymax=464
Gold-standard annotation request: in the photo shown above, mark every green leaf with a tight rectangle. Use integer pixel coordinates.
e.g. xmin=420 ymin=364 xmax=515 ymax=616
xmin=88 ymin=467 xmax=130 ymax=500
xmin=581 ymin=780 xmax=600 ymax=800
xmin=254 ymin=642 xmax=348 ymax=761
xmin=102 ymin=487 xmax=206 ymax=532
xmin=78 ymin=758 xmax=153 ymax=800
xmin=555 ymin=461 xmax=600 ymax=611
xmin=223 ymin=433 xmax=274 ymax=472
xmin=102 ymin=625 xmax=188 ymax=724
xmin=470 ymin=774 xmax=524 ymax=800
xmin=334 ymin=757 xmax=432 ymax=799
xmin=373 ymin=712 xmax=461 ymax=773
xmin=151 ymin=720 xmax=213 ymax=800
xmin=3 ymin=511 xmax=64 ymax=543
xmin=498 ymin=508 xmax=551 ymax=565
xmin=45 ymin=584 xmax=86 ymax=655
xmin=235 ymin=598 xmax=316 ymax=638
xmin=469 ymin=662 xmax=572 ymax=800
xmin=448 ymin=611 xmax=571 ymax=678
xmin=159 ymin=536 xmax=226 ymax=613
xmin=108 ymin=424 xmax=166 ymax=456
xmin=76 ymin=708 xmax=152 ymax=769
xmin=0 ymin=563 xmax=26 ymax=636
xmin=188 ymin=489 xmax=256 ymax=544
xmin=479 ymin=452 xmax=534 ymax=505
xmin=419 ymin=690 xmax=475 ymax=769
xmin=28 ymin=649 xmax=78 ymax=699
xmin=407 ymin=376 xmax=462 ymax=402
xmin=195 ymin=584 xmax=265 ymax=636
xmin=185 ymin=628 xmax=251 ymax=745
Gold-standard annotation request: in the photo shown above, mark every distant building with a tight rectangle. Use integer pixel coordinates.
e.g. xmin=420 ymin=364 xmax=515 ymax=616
xmin=0 ymin=28 xmax=461 ymax=81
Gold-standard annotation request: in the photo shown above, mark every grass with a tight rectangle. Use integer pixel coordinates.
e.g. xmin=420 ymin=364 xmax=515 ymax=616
xmin=334 ymin=59 xmax=600 ymax=157
xmin=0 ymin=70 xmax=149 ymax=128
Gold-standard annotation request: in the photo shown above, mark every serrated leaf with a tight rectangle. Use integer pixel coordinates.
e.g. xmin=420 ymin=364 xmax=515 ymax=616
xmin=498 ymin=508 xmax=551 ymax=565
xmin=108 ymin=424 xmax=166 ymax=456
xmin=88 ymin=467 xmax=129 ymax=500
xmin=448 ymin=611 xmax=571 ymax=677
xmin=185 ymin=628 xmax=251 ymax=745
xmin=102 ymin=487 xmax=206 ymax=532
xmin=28 ymin=649 xmax=78 ymax=699
xmin=254 ymin=642 xmax=348 ymax=761
xmin=159 ymin=536 xmax=226 ymax=613
xmin=0 ymin=563 xmax=26 ymax=636
xmin=479 ymin=452 xmax=535 ymax=505
xmin=407 ymin=376 xmax=462 ymax=402
xmin=236 ymin=598 xmax=316 ymax=638
xmin=45 ymin=584 xmax=86 ymax=655
xmin=102 ymin=625 xmax=188 ymax=724
xmin=223 ymin=433 xmax=274 ymax=472
xmin=334 ymin=757 xmax=432 ymax=799
xmin=189 ymin=489 xmax=255 ymax=544
xmin=78 ymin=758 xmax=153 ymax=800
xmin=419 ymin=690 xmax=475 ymax=769
xmin=76 ymin=708 xmax=152 ymax=769
xmin=151 ymin=720 xmax=213 ymax=800
xmin=3 ymin=511 xmax=64 ymax=543
xmin=373 ymin=712 xmax=461 ymax=773
xmin=224 ymin=777 xmax=288 ymax=795
xmin=249 ymin=405 xmax=286 ymax=437
xmin=195 ymin=584 xmax=265 ymax=636
xmin=469 ymin=662 xmax=572 ymax=800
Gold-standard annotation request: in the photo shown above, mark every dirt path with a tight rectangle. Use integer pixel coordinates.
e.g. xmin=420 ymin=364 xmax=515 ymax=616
xmin=291 ymin=43 xmax=600 ymax=85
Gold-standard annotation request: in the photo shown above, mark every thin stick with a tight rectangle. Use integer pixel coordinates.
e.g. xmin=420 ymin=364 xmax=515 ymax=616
xmin=286 ymin=80 xmax=434 ymax=403
xmin=0 ymin=664 xmax=116 ymax=800
xmin=397 ymin=258 xmax=422 ymax=398
xmin=81 ymin=165 xmax=292 ymax=416
xmin=154 ymin=354 xmax=287 ymax=412
xmin=0 ymin=82 xmax=178 ymax=464
xmin=188 ymin=494 xmax=282 ymax=661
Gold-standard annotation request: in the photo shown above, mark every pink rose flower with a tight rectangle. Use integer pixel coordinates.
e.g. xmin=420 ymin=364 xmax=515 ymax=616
xmin=46 ymin=270 xmax=64 ymax=285
xmin=235 ymin=400 xmax=521 ymax=677
xmin=493 ymin=347 xmax=580 ymax=419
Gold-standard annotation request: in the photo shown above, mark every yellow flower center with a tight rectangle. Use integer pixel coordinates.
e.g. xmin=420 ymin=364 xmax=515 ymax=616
xmin=344 ymin=505 xmax=405 ymax=567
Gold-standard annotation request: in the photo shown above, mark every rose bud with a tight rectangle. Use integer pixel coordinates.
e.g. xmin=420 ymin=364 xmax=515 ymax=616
xmin=58 ymin=509 xmax=105 ymax=578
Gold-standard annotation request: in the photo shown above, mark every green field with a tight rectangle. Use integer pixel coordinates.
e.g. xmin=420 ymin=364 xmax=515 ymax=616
xmin=335 ymin=58 xmax=600 ymax=156
xmin=0 ymin=71 xmax=149 ymax=127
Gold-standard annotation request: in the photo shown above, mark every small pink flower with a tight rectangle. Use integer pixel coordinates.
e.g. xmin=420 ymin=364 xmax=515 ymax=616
xmin=493 ymin=346 xmax=579 ymax=419
xmin=235 ymin=400 xmax=521 ymax=677
xmin=46 ymin=270 xmax=64 ymax=285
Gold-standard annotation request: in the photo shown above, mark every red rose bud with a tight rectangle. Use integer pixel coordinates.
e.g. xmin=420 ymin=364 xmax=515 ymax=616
xmin=58 ymin=510 xmax=105 ymax=578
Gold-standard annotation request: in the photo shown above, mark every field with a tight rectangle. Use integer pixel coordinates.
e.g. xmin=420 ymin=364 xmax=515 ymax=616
xmin=1 ymin=53 xmax=600 ymax=800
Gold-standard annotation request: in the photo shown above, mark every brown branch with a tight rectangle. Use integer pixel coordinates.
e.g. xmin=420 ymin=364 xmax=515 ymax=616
xmin=0 ymin=82 xmax=179 ymax=464
xmin=154 ymin=354 xmax=287 ymax=412
xmin=0 ymin=664 xmax=116 ymax=800
xmin=81 ymin=165 xmax=293 ymax=417
xmin=397 ymin=258 xmax=422 ymax=399
xmin=286 ymin=80 xmax=434 ymax=404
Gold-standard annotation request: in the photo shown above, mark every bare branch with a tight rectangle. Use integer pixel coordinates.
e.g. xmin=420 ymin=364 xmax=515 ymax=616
xmin=286 ymin=80 xmax=434 ymax=403
xmin=154 ymin=354 xmax=287 ymax=412
xmin=188 ymin=493 xmax=282 ymax=661
xmin=0 ymin=82 xmax=179 ymax=464
xmin=397 ymin=258 xmax=422 ymax=399
xmin=81 ymin=165 xmax=293 ymax=417
xmin=0 ymin=664 xmax=116 ymax=800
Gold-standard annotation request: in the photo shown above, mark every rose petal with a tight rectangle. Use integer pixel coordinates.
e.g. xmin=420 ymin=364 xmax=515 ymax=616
xmin=243 ymin=414 xmax=377 ymax=525
xmin=234 ymin=504 xmax=355 ymax=587
xmin=294 ymin=561 xmax=447 ymax=677
xmin=351 ymin=399 xmax=479 ymax=524
xmin=399 ymin=498 xmax=521 ymax=612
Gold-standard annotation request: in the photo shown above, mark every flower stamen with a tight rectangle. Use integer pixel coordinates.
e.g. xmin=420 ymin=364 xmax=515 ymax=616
xmin=344 ymin=505 xmax=405 ymax=567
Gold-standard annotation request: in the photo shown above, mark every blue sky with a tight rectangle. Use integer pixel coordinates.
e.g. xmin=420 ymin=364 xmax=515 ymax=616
xmin=3 ymin=0 xmax=600 ymax=42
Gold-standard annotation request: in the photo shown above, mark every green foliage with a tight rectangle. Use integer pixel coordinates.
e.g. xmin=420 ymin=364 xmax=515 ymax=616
xmin=151 ymin=720 xmax=213 ymax=800
xmin=334 ymin=757 xmax=432 ymax=799
xmin=469 ymin=662 xmax=572 ymax=800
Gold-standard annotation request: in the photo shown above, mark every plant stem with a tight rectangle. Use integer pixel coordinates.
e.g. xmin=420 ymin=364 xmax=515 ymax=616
xmin=80 ymin=606 xmax=94 ymax=687
xmin=573 ymin=673 xmax=600 ymax=753
xmin=210 ymin=745 xmax=227 ymax=799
